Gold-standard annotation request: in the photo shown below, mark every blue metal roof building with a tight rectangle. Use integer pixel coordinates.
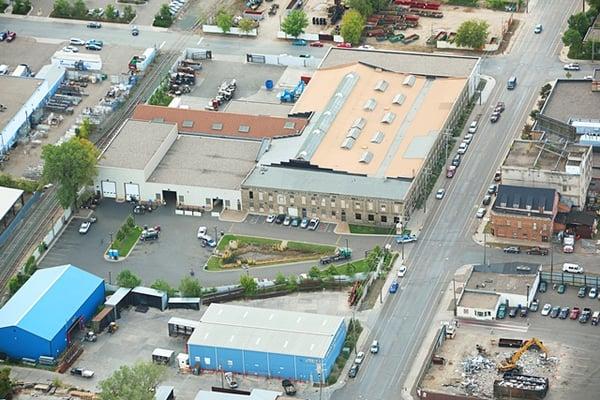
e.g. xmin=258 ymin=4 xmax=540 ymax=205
xmin=0 ymin=265 xmax=105 ymax=360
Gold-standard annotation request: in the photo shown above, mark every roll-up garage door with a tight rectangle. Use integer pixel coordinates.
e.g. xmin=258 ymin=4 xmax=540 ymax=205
xmin=101 ymin=181 xmax=117 ymax=198
xmin=124 ymin=183 xmax=140 ymax=202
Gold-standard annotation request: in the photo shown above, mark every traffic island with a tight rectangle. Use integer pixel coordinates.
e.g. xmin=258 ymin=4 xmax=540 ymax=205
xmin=104 ymin=215 xmax=143 ymax=262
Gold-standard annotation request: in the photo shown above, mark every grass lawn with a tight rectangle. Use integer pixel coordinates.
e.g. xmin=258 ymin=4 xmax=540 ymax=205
xmin=217 ymin=234 xmax=280 ymax=251
xmin=334 ymin=259 xmax=369 ymax=275
xmin=206 ymin=256 xmax=222 ymax=271
xmin=349 ymin=224 xmax=395 ymax=235
xmin=108 ymin=226 xmax=142 ymax=256
xmin=287 ymin=241 xmax=336 ymax=254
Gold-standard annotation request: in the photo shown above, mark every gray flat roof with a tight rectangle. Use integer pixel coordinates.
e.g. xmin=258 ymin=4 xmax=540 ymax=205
xmin=0 ymin=186 xmax=23 ymax=221
xmin=319 ymin=48 xmax=479 ymax=78
xmin=132 ymin=286 xmax=167 ymax=297
xmin=504 ymin=140 xmax=589 ymax=171
xmin=541 ymin=80 xmax=600 ymax=123
xmin=148 ymin=135 xmax=261 ymax=190
xmin=188 ymin=304 xmax=344 ymax=359
xmin=459 ymin=292 xmax=499 ymax=310
xmin=466 ymin=271 xmax=537 ymax=296
xmin=104 ymin=287 xmax=131 ymax=307
xmin=99 ymin=120 xmax=176 ymax=170
xmin=243 ymin=165 xmax=411 ymax=201
xmin=223 ymin=100 xmax=294 ymax=117
xmin=0 ymin=76 xmax=43 ymax=131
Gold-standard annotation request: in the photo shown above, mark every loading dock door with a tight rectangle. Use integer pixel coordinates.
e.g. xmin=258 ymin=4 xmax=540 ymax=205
xmin=124 ymin=183 xmax=140 ymax=202
xmin=101 ymin=181 xmax=117 ymax=198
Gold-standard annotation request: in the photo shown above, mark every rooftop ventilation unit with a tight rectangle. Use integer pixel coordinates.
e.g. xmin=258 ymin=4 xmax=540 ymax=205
xmin=359 ymin=151 xmax=373 ymax=163
xmin=363 ymin=98 xmax=377 ymax=111
xmin=403 ymin=75 xmax=416 ymax=87
xmin=374 ymin=79 xmax=389 ymax=92
xmin=347 ymin=127 xmax=362 ymax=140
xmin=381 ymin=112 xmax=396 ymax=124
xmin=352 ymin=117 xmax=366 ymax=130
xmin=341 ymin=137 xmax=355 ymax=149
xmin=371 ymin=131 xmax=384 ymax=144
xmin=392 ymin=93 xmax=406 ymax=105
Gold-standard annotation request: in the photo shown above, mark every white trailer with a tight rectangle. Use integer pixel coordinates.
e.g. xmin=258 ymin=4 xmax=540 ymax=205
xmin=51 ymin=51 xmax=102 ymax=71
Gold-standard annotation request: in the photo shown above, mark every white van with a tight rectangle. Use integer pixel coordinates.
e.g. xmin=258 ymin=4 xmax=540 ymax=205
xmin=457 ymin=142 xmax=468 ymax=155
xmin=592 ymin=311 xmax=600 ymax=326
xmin=562 ymin=263 xmax=583 ymax=274
xmin=468 ymin=121 xmax=478 ymax=133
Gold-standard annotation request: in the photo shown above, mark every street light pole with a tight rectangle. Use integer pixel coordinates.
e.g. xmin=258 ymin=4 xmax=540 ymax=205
xmin=483 ymin=232 xmax=487 ymax=265
xmin=452 ymin=278 xmax=457 ymax=316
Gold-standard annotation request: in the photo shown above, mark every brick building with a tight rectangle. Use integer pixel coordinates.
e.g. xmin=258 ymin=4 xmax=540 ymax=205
xmin=490 ymin=185 xmax=559 ymax=243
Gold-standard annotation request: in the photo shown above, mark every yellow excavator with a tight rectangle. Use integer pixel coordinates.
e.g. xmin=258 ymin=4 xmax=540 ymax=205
xmin=498 ymin=337 xmax=548 ymax=372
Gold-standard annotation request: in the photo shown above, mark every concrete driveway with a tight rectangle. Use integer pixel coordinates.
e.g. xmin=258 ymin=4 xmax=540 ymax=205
xmin=39 ymin=201 xmax=387 ymax=287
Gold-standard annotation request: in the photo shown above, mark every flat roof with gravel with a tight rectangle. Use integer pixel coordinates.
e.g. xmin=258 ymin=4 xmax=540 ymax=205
xmin=99 ymin=120 xmax=176 ymax=170
xmin=0 ymin=76 xmax=43 ymax=130
xmin=458 ymin=292 xmax=500 ymax=310
xmin=541 ymin=80 xmax=600 ymax=123
xmin=319 ymin=48 xmax=479 ymax=78
xmin=148 ymin=135 xmax=261 ymax=190
xmin=188 ymin=303 xmax=345 ymax=359
xmin=466 ymin=271 xmax=537 ymax=296
xmin=503 ymin=140 xmax=589 ymax=171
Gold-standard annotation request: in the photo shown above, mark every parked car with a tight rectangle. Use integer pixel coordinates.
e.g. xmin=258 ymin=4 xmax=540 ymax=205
xmin=79 ymin=221 xmax=91 ymax=234
xmin=508 ymin=307 xmax=518 ymax=318
xmin=520 ymin=307 xmax=528 ymax=317
xmin=463 ymin=133 xmax=474 ymax=144
xmin=396 ymin=234 xmax=417 ymax=244
xmin=564 ymin=63 xmax=580 ymax=71
xmin=538 ymin=281 xmax=547 ymax=293
xmin=435 ymin=188 xmax=445 ymax=199
xmin=370 ymin=340 xmax=379 ymax=353
xmin=197 ymin=226 xmax=207 ymax=238
xmin=589 ymin=287 xmax=598 ymax=299
xmin=569 ymin=307 xmax=581 ymax=320
xmin=490 ymin=112 xmax=500 ymax=123
xmin=557 ymin=284 xmax=566 ymax=294
xmin=85 ymin=44 xmax=102 ymax=51
xmin=476 ymin=208 xmax=486 ymax=218
xmin=457 ymin=142 xmax=468 ymax=154
xmin=549 ymin=306 xmax=560 ymax=318
xmin=562 ymin=263 xmax=583 ymax=274
xmin=578 ymin=286 xmax=587 ymax=298
xmin=541 ymin=303 xmax=552 ymax=316
xmin=452 ymin=154 xmax=461 ymax=167
xmin=503 ymin=246 xmax=521 ymax=254
xmin=283 ymin=215 xmax=292 ymax=226
xmin=140 ymin=228 xmax=159 ymax=241
xmin=6 ymin=31 xmax=16 ymax=42
xmin=526 ymin=246 xmax=548 ymax=255
xmin=354 ymin=351 xmax=365 ymax=365
xmin=63 ymin=45 xmax=79 ymax=53
xmin=559 ymin=306 xmax=570 ymax=319
xmin=487 ymin=184 xmax=498 ymax=195
xmin=307 ymin=218 xmax=320 ymax=230
xmin=497 ymin=303 xmax=507 ymax=319
xmin=336 ymin=42 xmax=352 ymax=48
xmin=275 ymin=214 xmax=286 ymax=224
xmin=534 ymin=23 xmax=543 ymax=33
xmin=0 ymin=31 xmax=6 ymax=41
xmin=529 ymin=299 xmax=539 ymax=312
xmin=397 ymin=265 xmax=407 ymax=278
xmin=494 ymin=102 xmax=505 ymax=113
xmin=291 ymin=217 xmax=301 ymax=227
xmin=494 ymin=170 xmax=502 ymax=182
xmin=579 ymin=308 xmax=592 ymax=323
xmin=292 ymin=39 xmax=307 ymax=46
xmin=266 ymin=214 xmax=276 ymax=223
xmin=70 ymin=368 xmax=94 ymax=378
xmin=131 ymin=26 xmax=140 ymax=36
xmin=70 ymin=37 xmax=85 ymax=45
xmin=468 ymin=120 xmax=478 ymax=133
xmin=482 ymin=195 xmax=492 ymax=206
xmin=446 ymin=165 xmax=457 ymax=178
xmin=87 ymin=21 xmax=102 ymax=28
xmin=389 ymin=280 xmax=399 ymax=293
xmin=200 ymin=235 xmax=217 ymax=247
xmin=300 ymin=217 xmax=309 ymax=229
xmin=348 ymin=363 xmax=359 ymax=378
xmin=310 ymin=41 xmax=324 ymax=47
xmin=224 ymin=372 xmax=238 ymax=388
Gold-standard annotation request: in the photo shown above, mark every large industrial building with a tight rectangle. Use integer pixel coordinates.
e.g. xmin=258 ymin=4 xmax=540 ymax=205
xmin=241 ymin=49 xmax=480 ymax=225
xmin=0 ymin=265 xmax=105 ymax=360
xmin=0 ymin=64 xmax=65 ymax=155
xmin=187 ymin=304 xmax=346 ymax=381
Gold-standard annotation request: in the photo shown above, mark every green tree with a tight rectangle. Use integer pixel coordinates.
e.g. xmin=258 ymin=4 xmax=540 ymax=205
xmin=99 ymin=362 xmax=165 ymax=400
xmin=52 ymin=0 xmax=71 ymax=17
xmin=240 ymin=274 xmax=257 ymax=295
xmin=123 ymin=5 xmax=135 ymax=21
xmin=562 ymin=28 xmax=583 ymax=49
xmin=179 ymin=277 xmax=202 ymax=297
xmin=8 ymin=273 xmax=29 ymax=296
xmin=281 ymin=9 xmax=308 ymax=38
xmin=151 ymin=279 xmax=176 ymax=297
xmin=12 ymin=0 xmax=31 ymax=14
xmin=347 ymin=0 xmax=373 ymax=17
xmin=116 ymin=270 xmax=141 ymax=288
xmin=153 ymin=4 xmax=173 ymax=27
xmin=41 ymin=138 xmax=98 ymax=209
xmin=340 ymin=10 xmax=365 ymax=45
xmin=71 ymin=0 xmax=87 ymax=18
xmin=237 ymin=18 xmax=255 ymax=35
xmin=104 ymin=4 xmax=117 ymax=20
xmin=77 ymin=118 xmax=94 ymax=140
xmin=455 ymin=19 xmax=489 ymax=50
xmin=274 ymin=272 xmax=287 ymax=285
xmin=568 ymin=12 xmax=592 ymax=37
xmin=216 ymin=9 xmax=233 ymax=33
xmin=308 ymin=266 xmax=321 ymax=279
xmin=368 ymin=0 xmax=389 ymax=12
xmin=24 ymin=255 xmax=37 ymax=276
xmin=0 ymin=368 xmax=11 ymax=399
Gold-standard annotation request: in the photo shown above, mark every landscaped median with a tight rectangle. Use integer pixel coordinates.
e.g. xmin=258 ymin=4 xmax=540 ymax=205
xmin=106 ymin=215 xmax=142 ymax=260
xmin=348 ymin=224 xmax=396 ymax=235
xmin=205 ymin=234 xmax=336 ymax=271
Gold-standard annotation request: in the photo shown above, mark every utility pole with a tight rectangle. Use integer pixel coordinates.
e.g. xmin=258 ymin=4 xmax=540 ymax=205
xmin=526 ymin=284 xmax=530 ymax=307
xmin=483 ymin=232 xmax=487 ymax=265
xmin=452 ymin=278 xmax=457 ymax=316
xmin=550 ymin=242 xmax=554 ymax=284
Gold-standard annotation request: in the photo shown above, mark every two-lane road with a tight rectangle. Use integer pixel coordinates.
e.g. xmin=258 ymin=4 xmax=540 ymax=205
xmin=332 ymin=1 xmax=583 ymax=399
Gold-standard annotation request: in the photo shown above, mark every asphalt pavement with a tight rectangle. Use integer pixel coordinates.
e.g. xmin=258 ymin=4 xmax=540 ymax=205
xmin=330 ymin=1 xmax=590 ymax=399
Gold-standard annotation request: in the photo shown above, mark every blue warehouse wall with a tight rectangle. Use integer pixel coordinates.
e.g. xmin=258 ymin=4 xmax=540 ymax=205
xmin=322 ymin=320 xmax=347 ymax=378
xmin=0 ymin=326 xmax=50 ymax=360
xmin=267 ymin=353 xmax=296 ymax=379
xmin=215 ymin=347 xmax=244 ymax=373
xmin=48 ymin=280 xmax=105 ymax=358
xmin=243 ymin=350 xmax=270 ymax=376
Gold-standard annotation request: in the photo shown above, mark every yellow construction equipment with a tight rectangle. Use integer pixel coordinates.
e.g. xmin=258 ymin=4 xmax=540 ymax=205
xmin=498 ymin=338 xmax=548 ymax=372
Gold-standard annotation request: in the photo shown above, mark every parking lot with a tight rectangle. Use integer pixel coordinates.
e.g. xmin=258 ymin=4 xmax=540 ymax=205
xmin=39 ymin=201 xmax=385 ymax=287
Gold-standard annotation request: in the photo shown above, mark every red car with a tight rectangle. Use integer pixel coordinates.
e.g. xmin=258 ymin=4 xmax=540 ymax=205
xmin=310 ymin=41 xmax=324 ymax=47
xmin=336 ymin=42 xmax=352 ymax=48
xmin=6 ymin=31 xmax=16 ymax=42
xmin=446 ymin=165 xmax=456 ymax=178
xmin=569 ymin=307 xmax=581 ymax=320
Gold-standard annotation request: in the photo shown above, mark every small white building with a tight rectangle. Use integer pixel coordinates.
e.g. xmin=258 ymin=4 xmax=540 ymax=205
xmin=457 ymin=263 xmax=540 ymax=321
xmin=51 ymin=51 xmax=102 ymax=71
xmin=95 ymin=119 xmax=263 ymax=211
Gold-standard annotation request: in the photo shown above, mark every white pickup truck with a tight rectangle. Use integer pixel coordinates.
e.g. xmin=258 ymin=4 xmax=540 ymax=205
xmin=70 ymin=368 xmax=94 ymax=378
xmin=563 ymin=235 xmax=575 ymax=253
